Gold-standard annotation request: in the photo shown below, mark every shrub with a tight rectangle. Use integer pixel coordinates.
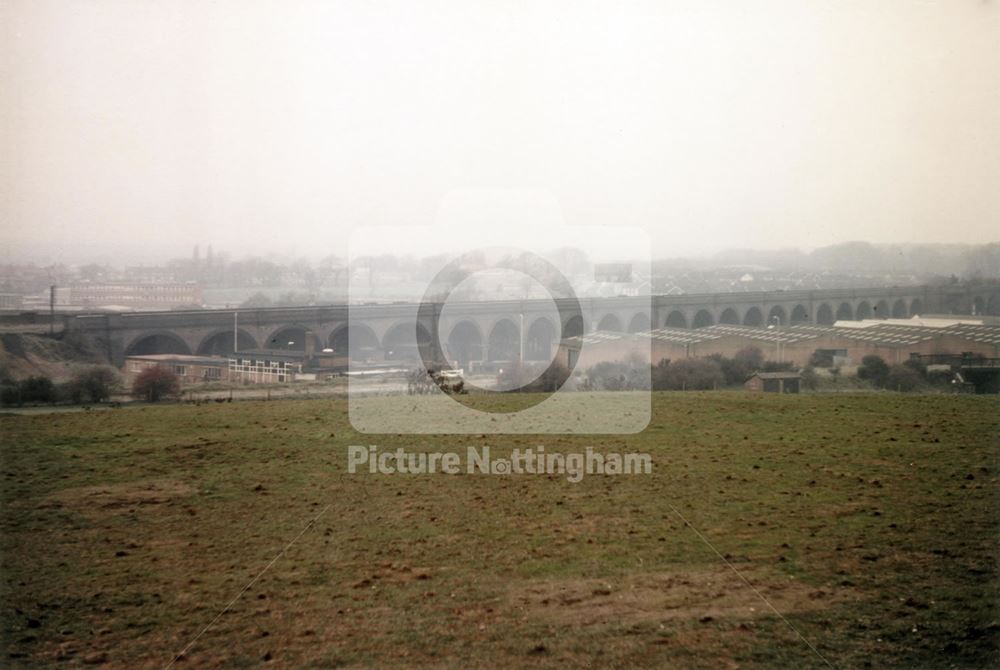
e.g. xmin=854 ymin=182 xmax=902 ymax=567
xmin=708 ymin=347 xmax=766 ymax=386
xmin=857 ymin=355 xmax=890 ymax=388
xmin=801 ymin=366 xmax=820 ymax=390
xmin=584 ymin=360 xmax=649 ymax=391
xmin=886 ymin=364 xmax=924 ymax=392
xmin=18 ymin=376 xmax=57 ymax=404
xmin=68 ymin=366 xmax=121 ymax=404
xmin=652 ymin=358 xmax=724 ymax=391
xmin=131 ymin=366 xmax=181 ymax=402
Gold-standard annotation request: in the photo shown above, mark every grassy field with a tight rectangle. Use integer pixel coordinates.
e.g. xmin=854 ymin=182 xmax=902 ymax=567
xmin=1 ymin=392 xmax=998 ymax=668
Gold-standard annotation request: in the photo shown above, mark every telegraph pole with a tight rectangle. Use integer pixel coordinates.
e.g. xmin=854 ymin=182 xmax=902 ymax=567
xmin=49 ymin=285 xmax=56 ymax=336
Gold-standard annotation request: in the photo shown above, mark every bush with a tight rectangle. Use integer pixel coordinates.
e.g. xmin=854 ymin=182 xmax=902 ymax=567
xmin=886 ymin=364 xmax=924 ymax=392
xmin=132 ymin=366 xmax=181 ymax=402
xmin=652 ymin=358 xmax=724 ymax=391
xmin=706 ymin=347 xmax=769 ymax=387
xmin=19 ymin=376 xmax=57 ymax=404
xmin=68 ymin=366 xmax=121 ymax=404
xmin=585 ymin=360 xmax=649 ymax=392
xmin=857 ymin=355 xmax=890 ymax=388
xmin=801 ymin=366 xmax=820 ymax=390
xmin=497 ymin=361 xmax=571 ymax=393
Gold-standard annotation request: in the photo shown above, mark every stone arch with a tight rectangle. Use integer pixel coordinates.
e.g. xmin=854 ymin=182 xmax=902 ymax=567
xmin=196 ymin=329 xmax=258 ymax=357
xmin=329 ymin=324 xmax=380 ymax=361
xmin=627 ymin=312 xmax=651 ymax=333
xmin=790 ymin=304 xmax=809 ymax=325
xmin=743 ymin=307 xmax=763 ymax=327
xmin=816 ymin=303 xmax=834 ymax=325
xmin=563 ymin=315 xmax=585 ymax=338
xmin=836 ymin=302 xmax=854 ymax=321
xmin=124 ymin=331 xmax=192 ymax=357
xmin=664 ymin=310 xmax=687 ymax=329
xmin=525 ymin=317 xmax=557 ymax=362
xmin=909 ymin=298 xmax=923 ymax=316
xmin=382 ymin=321 xmax=432 ymax=362
xmin=719 ymin=308 xmax=740 ymax=325
xmin=972 ymin=295 xmax=985 ymax=316
xmin=264 ymin=325 xmax=321 ymax=351
xmin=767 ymin=305 xmax=787 ymax=326
xmin=445 ymin=320 xmax=483 ymax=369
xmin=596 ymin=313 xmax=623 ymax=332
xmin=692 ymin=309 xmax=714 ymax=329
xmin=891 ymin=299 xmax=908 ymax=319
xmin=487 ymin=319 xmax=520 ymax=361
xmin=874 ymin=300 xmax=890 ymax=319
xmin=856 ymin=301 xmax=873 ymax=320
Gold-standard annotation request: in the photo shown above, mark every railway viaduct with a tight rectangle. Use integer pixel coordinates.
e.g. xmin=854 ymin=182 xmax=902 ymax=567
xmin=62 ymin=283 xmax=1000 ymax=366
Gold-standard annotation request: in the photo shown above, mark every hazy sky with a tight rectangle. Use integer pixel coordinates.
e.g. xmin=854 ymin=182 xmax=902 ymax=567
xmin=2 ymin=0 xmax=998 ymax=264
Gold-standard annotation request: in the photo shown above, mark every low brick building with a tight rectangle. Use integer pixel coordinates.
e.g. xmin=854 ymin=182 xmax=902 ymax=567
xmin=124 ymin=354 xmax=228 ymax=385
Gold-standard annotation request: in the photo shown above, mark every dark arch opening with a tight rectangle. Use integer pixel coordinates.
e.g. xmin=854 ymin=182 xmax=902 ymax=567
xmin=596 ymin=314 xmax=622 ymax=332
xmin=125 ymin=332 xmax=192 ymax=357
xmin=383 ymin=322 xmax=432 ymax=362
xmin=874 ymin=300 xmax=890 ymax=319
xmin=525 ymin=318 xmax=556 ymax=361
xmin=266 ymin=326 xmax=320 ymax=351
xmin=910 ymin=298 xmax=923 ymax=316
xmin=856 ymin=301 xmax=873 ymax=320
xmin=836 ymin=302 xmax=854 ymax=321
xmin=330 ymin=324 xmax=380 ymax=361
xmin=816 ymin=303 xmax=834 ymax=325
xmin=719 ymin=308 xmax=740 ymax=325
xmin=743 ymin=307 xmax=763 ymax=327
xmin=197 ymin=330 xmax=257 ymax=357
xmin=563 ymin=315 xmax=585 ymax=338
xmin=790 ymin=305 xmax=809 ymax=325
xmin=767 ymin=305 xmax=787 ymax=326
xmin=987 ymin=295 xmax=1000 ymax=316
xmin=487 ymin=319 xmax=520 ymax=361
xmin=693 ymin=309 xmax=714 ymax=328
xmin=445 ymin=321 xmax=483 ymax=369
xmin=972 ymin=296 xmax=985 ymax=316
xmin=891 ymin=299 xmax=907 ymax=319
xmin=665 ymin=310 xmax=687 ymax=329
xmin=627 ymin=312 xmax=651 ymax=333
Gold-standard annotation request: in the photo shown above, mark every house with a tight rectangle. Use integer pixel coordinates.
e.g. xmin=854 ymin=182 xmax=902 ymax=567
xmin=745 ymin=371 xmax=801 ymax=394
xmin=125 ymin=354 xmax=228 ymax=385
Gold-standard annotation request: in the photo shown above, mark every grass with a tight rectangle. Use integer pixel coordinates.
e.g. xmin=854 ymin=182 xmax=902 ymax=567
xmin=1 ymin=392 xmax=998 ymax=668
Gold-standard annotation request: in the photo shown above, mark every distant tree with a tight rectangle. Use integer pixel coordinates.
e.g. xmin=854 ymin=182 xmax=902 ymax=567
xmin=734 ymin=347 xmax=765 ymax=372
xmin=525 ymin=362 xmax=571 ymax=393
xmin=653 ymin=358 xmax=724 ymax=391
xmin=708 ymin=347 xmax=766 ymax=386
xmin=886 ymin=364 xmax=924 ymax=392
xmin=650 ymin=359 xmax=672 ymax=390
xmin=857 ymin=355 xmax=891 ymax=388
xmin=585 ymin=360 xmax=648 ymax=392
xmin=902 ymin=357 xmax=927 ymax=377
xmin=801 ymin=366 xmax=820 ymax=390
xmin=762 ymin=360 xmax=796 ymax=373
xmin=18 ymin=376 xmax=57 ymax=404
xmin=68 ymin=366 xmax=121 ymax=403
xmin=132 ymin=367 xmax=181 ymax=402
xmin=240 ymin=292 xmax=272 ymax=308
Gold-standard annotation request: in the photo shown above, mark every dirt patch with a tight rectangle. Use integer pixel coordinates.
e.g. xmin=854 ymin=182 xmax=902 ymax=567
xmin=509 ymin=567 xmax=853 ymax=626
xmin=43 ymin=479 xmax=195 ymax=512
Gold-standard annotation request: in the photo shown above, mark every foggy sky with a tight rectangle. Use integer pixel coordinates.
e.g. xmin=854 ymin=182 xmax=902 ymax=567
xmin=2 ymin=0 xmax=999 ymax=264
